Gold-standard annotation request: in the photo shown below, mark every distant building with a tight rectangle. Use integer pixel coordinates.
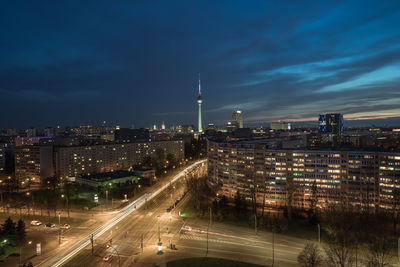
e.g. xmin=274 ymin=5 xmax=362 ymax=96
xmin=0 ymin=143 xmax=6 ymax=172
xmin=54 ymin=140 xmax=184 ymax=179
xmin=270 ymin=121 xmax=291 ymax=131
xmin=114 ymin=128 xmax=150 ymax=142
xmin=15 ymin=145 xmax=54 ymax=182
xmin=26 ymin=128 xmax=37 ymax=137
xmin=7 ymin=128 xmax=18 ymax=136
xmin=134 ymin=168 xmax=156 ymax=184
xmin=232 ymin=110 xmax=243 ymax=128
xmin=44 ymin=127 xmax=55 ymax=137
xmin=76 ymin=171 xmax=141 ymax=188
xmin=318 ymin=113 xmax=343 ymax=135
xmin=150 ymin=131 xmax=170 ymax=141
xmin=176 ymin=125 xmax=195 ymax=134
xmin=226 ymin=121 xmax=238 ymax=132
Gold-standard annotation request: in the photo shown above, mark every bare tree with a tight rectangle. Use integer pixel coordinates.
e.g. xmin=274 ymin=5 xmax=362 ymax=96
xmin=364 ymin=235 xmax=395 ymax=267
xmin=297 ymin=243 xmax=324 ymax=267
xmin=324 ymin=232 xmax=355 ymax=267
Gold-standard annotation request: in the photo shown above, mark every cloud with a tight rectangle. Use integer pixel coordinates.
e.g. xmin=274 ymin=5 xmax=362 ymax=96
xmin=1 ymin=1 xmax=400 ymax=127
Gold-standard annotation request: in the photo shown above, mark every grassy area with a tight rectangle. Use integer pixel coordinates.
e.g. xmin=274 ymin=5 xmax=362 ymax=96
xmin=167 ymin=257 xmax=265 ymax=267
xmin=69 ymin=195 xmax=99 ymax=210
xmin=0 ymin=245 xmax=19 ymax=261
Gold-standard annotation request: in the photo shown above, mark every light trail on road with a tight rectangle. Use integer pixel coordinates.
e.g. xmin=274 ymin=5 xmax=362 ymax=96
xmin=37 ymin=159 xmax=206 ymax=267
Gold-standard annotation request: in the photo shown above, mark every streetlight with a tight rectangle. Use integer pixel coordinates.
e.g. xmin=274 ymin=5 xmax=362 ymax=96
xmin=105 ymin=190 xmax=109 ymax=209
xmin=157 ymin=216 xmax=162 ymax=254
xmin=58 ymin=213 xmax=62 ymax=244
xmin=19 ymin=240 xmax=33 ymax=266
xmin=61 ymin=194 xmax=69 ymax=218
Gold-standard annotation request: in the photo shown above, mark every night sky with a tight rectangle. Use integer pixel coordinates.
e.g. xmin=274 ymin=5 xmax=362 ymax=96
xmin=1 ymin=1 xmax=400 ymax=128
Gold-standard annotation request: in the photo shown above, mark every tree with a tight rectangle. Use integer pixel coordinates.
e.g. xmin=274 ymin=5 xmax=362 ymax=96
xmin=1 ymin=217 xmax=16 ymax=236
xmin=218 ymin=195 xmax=229 ymax=218
xmin=364 ymin=235 xmax=395 ymax=267
xmin=234 ymin=191 xmax=243 ymax=216
xmin=285 ymin=173 xmax=295 ymax=221
xmin=324 ymin=228 xmax=356 ymax=267
xmin=186 ymin=175 xmax=215 ymax=213
xmin=62 ymin=182 xmax=74 ymax=218
xmin=308 ymin=181 xmax=319 ymax=226
xmin=154 ymin=148 xmax=165 ymax=164
xmin=142 ymin=156 xmax=152 ymax=167
xmin=42 ymin=176 xmax=60 ymax=220
xmin=297 ymin=243 xmax=324 ymax=267
xmin=16 ymin=219 xmax=26 ymax=243
xmin=166 ymin=153 xmax=176 ymax=168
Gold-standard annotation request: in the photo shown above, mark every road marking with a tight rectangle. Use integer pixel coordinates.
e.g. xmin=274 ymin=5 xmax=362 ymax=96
xmin=37 ymin=160 xmax=207 ymax=267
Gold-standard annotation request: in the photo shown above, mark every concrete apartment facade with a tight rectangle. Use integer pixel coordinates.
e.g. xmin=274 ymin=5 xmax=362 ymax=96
xmin=207 ymin=139 xmax=400 ymax=212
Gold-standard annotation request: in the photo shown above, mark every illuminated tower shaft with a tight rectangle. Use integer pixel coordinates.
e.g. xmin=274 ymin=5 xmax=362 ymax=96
xmin=197 ymin=73 xmax=203 ymax=132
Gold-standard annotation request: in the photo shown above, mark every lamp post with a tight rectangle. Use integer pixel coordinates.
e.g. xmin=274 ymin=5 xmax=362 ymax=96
xmin=206 ymin=207 xmax=212 ymax=256
xmin=105 ymin=190 xmax=109 ymax=209
xmin=157 ymin=216 xmax=162 ymax=254
xmin=19 ymin=240 xmax=32 ymax=266
xmin=61 ymin=194 xmax=69 ymax=218
xmin=58 ymin=213 xmax=62 ymax=244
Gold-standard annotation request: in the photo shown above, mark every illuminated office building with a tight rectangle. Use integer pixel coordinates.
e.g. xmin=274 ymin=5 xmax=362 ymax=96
xmin=318 ymin=113 xmax=343 ymax=135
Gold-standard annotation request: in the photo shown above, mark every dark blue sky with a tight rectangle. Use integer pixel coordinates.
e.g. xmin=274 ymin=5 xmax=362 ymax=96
xmin=1 ymin=1 xmax=400 ymax=128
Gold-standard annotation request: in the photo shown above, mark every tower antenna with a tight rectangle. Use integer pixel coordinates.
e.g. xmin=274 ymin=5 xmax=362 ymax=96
xmin=198 ymin=72 xmax=201 ymax=95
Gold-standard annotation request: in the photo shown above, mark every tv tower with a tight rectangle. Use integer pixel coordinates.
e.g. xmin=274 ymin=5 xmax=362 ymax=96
xmin=197 ymin=73 xmax=203 ymax=132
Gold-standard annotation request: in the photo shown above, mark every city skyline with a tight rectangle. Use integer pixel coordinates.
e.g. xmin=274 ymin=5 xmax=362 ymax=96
xmin=1 ymin=1 xmax=400 ymax=128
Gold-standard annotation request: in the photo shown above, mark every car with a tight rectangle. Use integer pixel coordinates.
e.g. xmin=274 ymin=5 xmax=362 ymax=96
xmin=103 ymin=254 xmax=113 ymax=262
xmin=45 ymin=223 xmax=55 ymax=228
xmin=181 ymin=225 xmax=192 ymax=232
xmin=30 ymin=220 xmax=42 ymax=226
xmin=60 ymin=224 xmax=70 ymax=229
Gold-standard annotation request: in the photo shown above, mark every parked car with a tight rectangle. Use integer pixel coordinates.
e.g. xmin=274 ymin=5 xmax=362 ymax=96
xmin=30 ymin=220 xmax=42 ymax=226
xmin=103 ymin=254 xmax=113 ymax=262
xmin=60 ymin=224 xmax=70 ymax=229
xmin=45 ymin=223 xmax=55 ymax=228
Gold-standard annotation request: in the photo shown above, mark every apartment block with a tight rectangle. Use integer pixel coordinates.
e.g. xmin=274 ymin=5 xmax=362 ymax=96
xmin=208 ymin=139 xmax=400 ymax=212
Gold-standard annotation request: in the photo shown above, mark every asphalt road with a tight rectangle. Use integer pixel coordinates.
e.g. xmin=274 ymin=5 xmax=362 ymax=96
xmin=31 ymin=160 xmax=207 ymax=267
xmin=62 ymin=179 xmax=308 ymax=267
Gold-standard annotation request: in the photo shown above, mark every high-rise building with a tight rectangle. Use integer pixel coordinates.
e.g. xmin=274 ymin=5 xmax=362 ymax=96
xmin=197 ymin=73 xmax=203 ymax=132
xmin=15 ymin=145 xmax=54 ymax=182
xmin=318 ymin=113 xmax=343 ymax=135
xmin=207 ymin=139 xmax=400 ymax=212
xmin=232 ymin=110 xmax=243 ymax=128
